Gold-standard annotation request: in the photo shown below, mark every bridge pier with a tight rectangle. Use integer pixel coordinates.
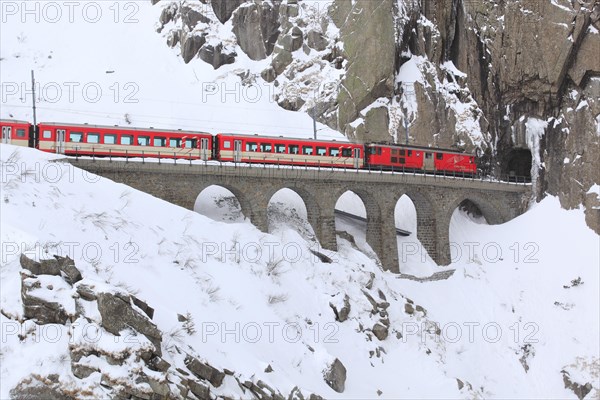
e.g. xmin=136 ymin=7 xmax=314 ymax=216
xmin=313 ymin=212 xmax=338 ymax=252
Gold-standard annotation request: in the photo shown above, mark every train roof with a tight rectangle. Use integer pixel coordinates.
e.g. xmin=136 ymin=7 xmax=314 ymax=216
xmin=37 ymin=122 xmax=211 ymax=135
xmin=366 ymin=142 xmax=474 ymax=156
xmin=0 ymin=119 xmax=31 ymax=124
xmin=215 ymin=133 xmax=358 ymax=146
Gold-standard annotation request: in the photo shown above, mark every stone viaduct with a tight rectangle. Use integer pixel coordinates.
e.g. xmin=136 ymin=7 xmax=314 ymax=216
xmin=66 ymin=159 xmax=530 ymax=272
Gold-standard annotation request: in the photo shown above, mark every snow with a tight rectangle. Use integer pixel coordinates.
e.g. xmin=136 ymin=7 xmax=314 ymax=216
xmin=1 ymin=144 xmax=599 ymax=399
xmin=0 ymin=1 xmax=344 ymax=141
xmin=442 ymin=61 xmax=467 ymax=78
xmin=576 ymin=99 xmax=589 ymax=111
xmin=525 ymin=117 xmax=548 ymax=193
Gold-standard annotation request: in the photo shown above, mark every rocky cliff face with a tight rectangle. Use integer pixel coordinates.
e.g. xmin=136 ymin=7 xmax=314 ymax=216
xmin=154 ymin=0 xmax=599 ymax=233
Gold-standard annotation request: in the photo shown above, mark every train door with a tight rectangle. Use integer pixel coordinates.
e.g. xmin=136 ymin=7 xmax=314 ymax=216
xmin=56 ymin=129 xmax=66 ymax=153
xmin=1 ymin=126 xmax=11 ymax=144
xmin=233 ymin=140 xmax=242 ymax=162
xmin=200 ymin=138 xmax=209 ymax=161
xmin=424 ymin=152 xmax=435 ymax=172
xmin=353 ymin=148 xmax=361 ymax=168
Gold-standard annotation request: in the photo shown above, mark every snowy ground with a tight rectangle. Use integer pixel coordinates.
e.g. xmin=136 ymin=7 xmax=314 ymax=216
xmin=1 ymin=144 xmax=598 ymax=399
xmin=0 ymin=1 xmax=342 ymax=140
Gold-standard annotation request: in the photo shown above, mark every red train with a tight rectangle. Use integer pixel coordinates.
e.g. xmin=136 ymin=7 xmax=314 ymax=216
xmin=0 ymin=119 xmax=477 ymax=175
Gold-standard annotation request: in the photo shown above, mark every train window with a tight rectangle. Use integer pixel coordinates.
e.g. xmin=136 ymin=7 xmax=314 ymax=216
xmin=170 ymin=138 xmax=181 ymax=148
xmin=289 ymin=145 xmax=299 ymax=154
xmin=377 ymin=147 xmax=382 ymax=155
xmin=408 ymin=150 xmax=412 ymax=156
xmin=425 ymin=152 xmax=432 ymax=159
xmin=302 ymin=146 xmax=314 ymax=155
xmin=261 ymin=143 xmax=273 ymax=152
xmin=341 ymin=148 xmax=352 ymax=157
xmin=246 ymin=142 xmax=258 ymax=152
xmin=399 ymin=149 xmax=405 ymax=156
xmin=105 ymin=134 xmax=117 ymax=144
xmin=223 ymin=140 xmax=231 ymax=149
xmin=391 ymin=149 xmax=397 ymax=155
xmin=69 ymin=132 xmax=83 ymax=142
xmin=43 ymin=130 xmax=52 ymax=139
xmin=316 ymin=147 xmax=327 ymax=156
xmin=367 ymin=147 xmax=376 ymax=155
xmin=16 ymin=129 xmax=25 ymax=137
xmin=153 ymin=137 xmax=166 ymax=147
xmin=330 ymin=148 xmax=340 ymax=157
xmin=186 ymin=139 xmax=197 ymax=148
xmin=138 ymin=136 xmax=150 ymax=146
xmin=87 ymin=133 xmax=100 ymax=144
xmin=275 ymin=144 xmax=286 ymax=153
xmin=391 ymin=157 xmax=397 ymax=163
xmin=399 ymin=158 xmax=406 ymax=164
xmin=121 ymin=135 xmax=133 ymax=145
xmin=436 ymin=153 xmax=443 ymax=160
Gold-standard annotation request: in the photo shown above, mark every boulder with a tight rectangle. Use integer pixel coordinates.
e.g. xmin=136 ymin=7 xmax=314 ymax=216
xmin=211 ymin=0 xmax=245 ymax=24
xmin=10 ymin=375 xmax=76 ymax=400
xmin=19 ymin=254 xmax=82 ymax=285
xmin=232 ymin=2 xmax=281 ymax=60
xmin=21 ymin=272 xmax=71 ymax=324
xmin=307 ymin=30 xmax=328 ymax=51
xmin=184 ymin=355 xmax=225 ymax=388
xmin=372 ymin=323 xmax=389 ymax=341
xmin=561 ymin=370 xmax=594 ymax=400
xmin=181 ymin=34 xmax=207 ymax=64
xmin=329 ymin=294 xmax=351 ymax=322
xmin=96 ymin=292 xmax=162 ymax=355
xmin=272 ymin=48 xmax=293 ymax=75
xmin=199 ymin=43 xmax=237 ymax=69
xmin=181 ymin=5 xmax=211 ymax=30
xmin=187 ymin=379 xmax=211 ymax=399
xmin=323 ymin=358 xmax=346 ymax=393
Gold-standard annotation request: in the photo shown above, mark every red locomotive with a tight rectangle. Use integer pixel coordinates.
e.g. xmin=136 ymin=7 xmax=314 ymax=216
xmin=0 ymin=119 xmax=477 ymax=175
xmin=366 ymin=143 xmax=476 ymax=174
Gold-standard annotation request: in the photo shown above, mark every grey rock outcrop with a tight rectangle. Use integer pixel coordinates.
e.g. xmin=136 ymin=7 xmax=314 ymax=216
xmin=96 ymin=291 xmax=163 ymax=355
xmin=21 ymin=272 xmax=71 ymax=324
xmin=211 ymin=0 xmax=245 ymax=24
xmin=184 ymin=355 xmax=225 ymax=388
xmin=323 ymin=358 xmax=347 ymax=393
xmin=20 ymin=254 xmax=82 ymax=285
xmin=199 ymin=43 xmax=237 ymax=69
xmin=329 ymin=294 xmax=351 ymax=322
xmin=232 ymin=1 xmax=281 ymax=60
xmin=330 ymin=0 xmax=396 ymax=142
xmin=181 ymin=34 xmax=207 ymax=64
xmin=10 ymin=375 xmax=76 ymax=400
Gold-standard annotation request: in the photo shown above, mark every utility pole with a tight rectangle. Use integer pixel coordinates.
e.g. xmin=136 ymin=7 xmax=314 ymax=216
xmin=312 ymin=90 xmax=317 ymax=140
xmin=31 ymin=70 xmax=37 ymax=147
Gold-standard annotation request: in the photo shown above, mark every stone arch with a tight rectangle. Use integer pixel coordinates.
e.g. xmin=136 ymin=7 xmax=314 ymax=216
xmin=194 ymin=183 xmax=255 ymax=226
xmin=397 ymin=188 xmax=440 ymax=265
xmin=333 ymin=186 xmax=389 ymax=267
xmin=444 ymin=192 xmax=511 ymax=226
xmin=266 ymin=187 xmax=319 ymax=239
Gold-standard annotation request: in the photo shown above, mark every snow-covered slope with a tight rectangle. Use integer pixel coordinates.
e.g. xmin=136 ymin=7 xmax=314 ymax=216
xmin=0 ymin=1 xmax=342 ymax=140
xmin=1 ymin=145 xmax=598 ymax=398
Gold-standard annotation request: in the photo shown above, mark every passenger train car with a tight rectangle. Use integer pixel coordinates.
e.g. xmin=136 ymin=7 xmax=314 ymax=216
xmin=0 ymin=119 xmax=477 ymax=175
